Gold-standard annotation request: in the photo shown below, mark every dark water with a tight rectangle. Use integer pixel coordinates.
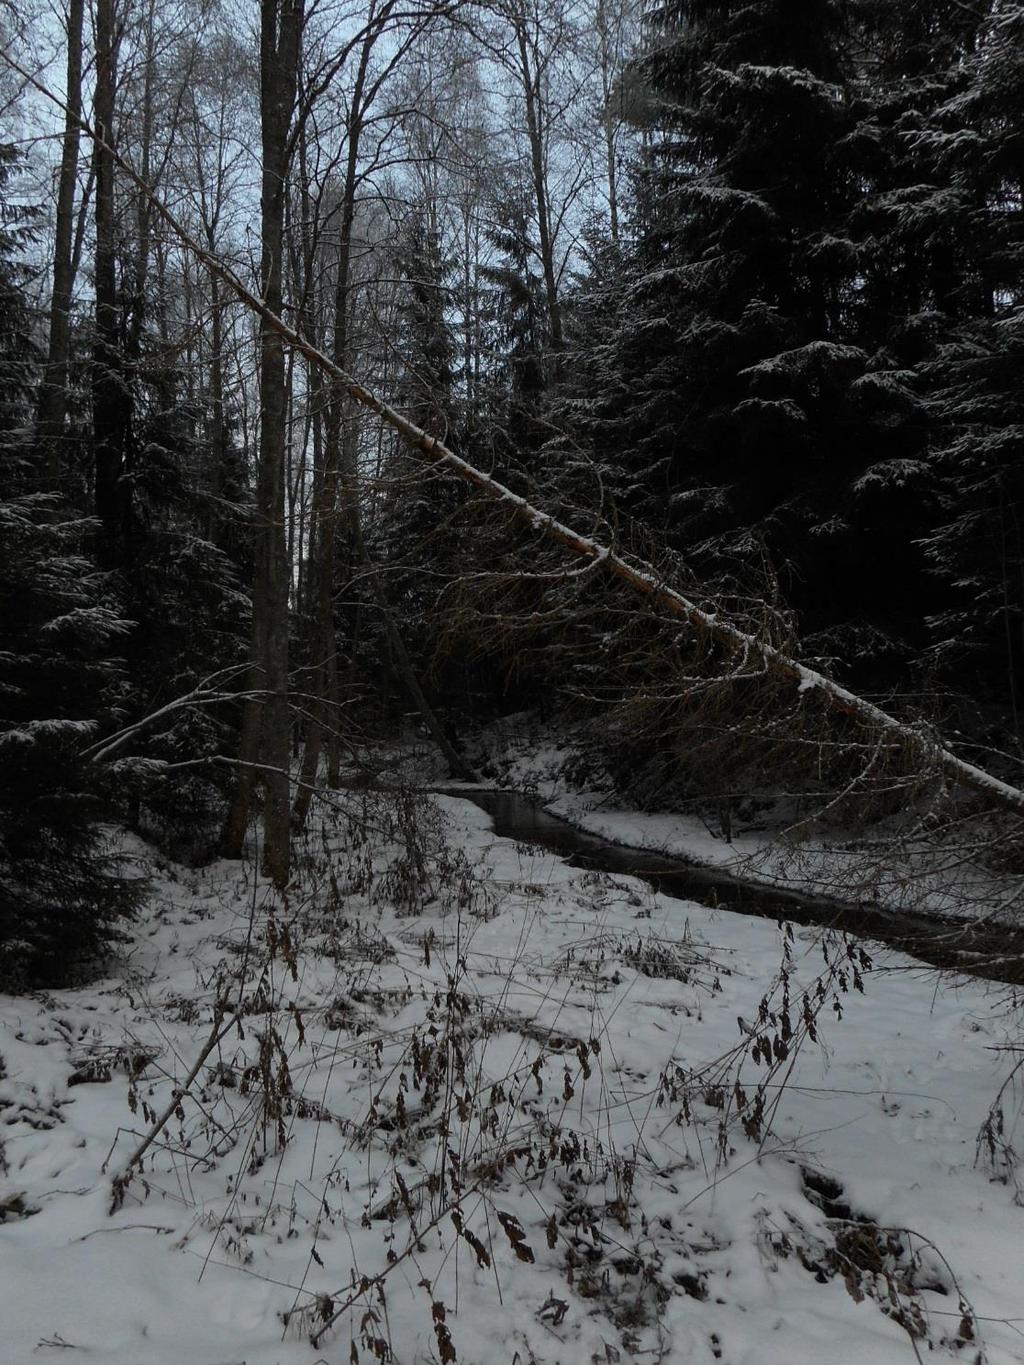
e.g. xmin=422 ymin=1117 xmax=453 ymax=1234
xmin=435 ymin=786 xmax=1024 ymax=986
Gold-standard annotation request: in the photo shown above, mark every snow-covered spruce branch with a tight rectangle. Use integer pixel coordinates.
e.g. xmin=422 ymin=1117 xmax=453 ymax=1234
xmin=84 ymin=673 xmax=361 ymax=770
xmin=8 ymin=50 xmax=1024 ymax=819
xmin=81 ymin=664 xmax=255 ymax=765
xmin=116 ymin=757 xmax=385 ymax=826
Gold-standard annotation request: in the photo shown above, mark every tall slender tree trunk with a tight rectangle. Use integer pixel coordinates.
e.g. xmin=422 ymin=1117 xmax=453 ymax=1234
xmin=207 ymin=269 xmax=229 ymax=546
xmin=290 ymin=433 xmax=338 ymax=826
xmin=290 ymin=115 xmax=336 ymax=829
xmin=223 ymin=0 xmax=302 ymax=884
xmin=126 ymin=0 xmax=157 ymax=363
xmin=35 ymin=0 xmax=84 ymax=483
xmin=292 ymin=67 xmax=364 ymax=829
xmin=92 ymin=0 xmax=130 ymax=560
xmin=515 ymin=18 xmax=562 ymax=359
xmin=596 ymin=0 xmax=620 ymax=243
xmin=220 ymin=696 xmax=262 ymax=858
xmin=257 ymin=0 xmax=301 ymax=887
xmin=196 ymin=249 xmax=250 ymax=855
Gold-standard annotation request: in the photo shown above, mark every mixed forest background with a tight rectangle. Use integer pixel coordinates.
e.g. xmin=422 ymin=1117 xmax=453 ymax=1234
xmin=2 ymin=0 xmax=1023 ymax=986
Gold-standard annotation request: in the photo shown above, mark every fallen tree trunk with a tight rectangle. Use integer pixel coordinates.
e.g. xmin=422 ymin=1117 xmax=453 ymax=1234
xmin=10 ymin=54 xmax=1024 ymax=821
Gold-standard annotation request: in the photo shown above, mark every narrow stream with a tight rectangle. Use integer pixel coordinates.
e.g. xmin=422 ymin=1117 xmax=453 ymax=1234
xmin=436 ymin=786 xmax=1024 ymax=986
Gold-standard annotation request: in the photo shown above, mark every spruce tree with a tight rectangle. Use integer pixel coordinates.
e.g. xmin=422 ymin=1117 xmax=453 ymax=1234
xmin=0 ymin=491 xmax=142 ymax=988
xmin=370 ymin=209 xmax=467 ymax=699
xmin=0 ymin=143 xmax=140 ymax=987
xmin=572 ymin=0 xmax=942 ymax=676
xmin=915 ymin=3 xmax=1024 ymax=734
xmin=113 ymin=385 xmax=251 ymax=861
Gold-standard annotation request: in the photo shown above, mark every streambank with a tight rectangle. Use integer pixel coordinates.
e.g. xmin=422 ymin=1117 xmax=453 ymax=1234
xmin=433 ymin=784 xmax=1024 ymax=985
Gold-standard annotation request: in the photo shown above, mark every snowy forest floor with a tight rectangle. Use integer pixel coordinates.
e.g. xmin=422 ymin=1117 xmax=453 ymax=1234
xmin=2 ymin=758 xmax=1024 ymax=1364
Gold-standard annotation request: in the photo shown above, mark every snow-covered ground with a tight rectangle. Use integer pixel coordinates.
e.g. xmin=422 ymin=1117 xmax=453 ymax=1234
xmin=2 ymin=785 xmax=1023 ymax=1364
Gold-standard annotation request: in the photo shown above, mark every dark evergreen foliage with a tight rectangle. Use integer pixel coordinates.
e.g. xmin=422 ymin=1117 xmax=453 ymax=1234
xmin=0 ymin=143 xmax=140 ymax=987
xmin=605 ymin=0 xmax=933 ymax=671
xmin=902 ymin=5 xmax=1024 ymax=741
xmin=912 ymin=6 xmax=1024 ymax=727
xmin=393 ymin=211 xmax=459 ymax=437
xmin=373 ymin=206 xmax=465 ymax=629
xmin=923 ymin=320 xmax=1024 ymax=700
xmin=0 ymin=491 xmax=142 ymax=987
xmin=537 ymin=0 xmax=1020 ymax=705
xmin=113 ymin=396 xmax=251 ymax=862
xmin=5 ymin=0 xmax=1024 ymax=986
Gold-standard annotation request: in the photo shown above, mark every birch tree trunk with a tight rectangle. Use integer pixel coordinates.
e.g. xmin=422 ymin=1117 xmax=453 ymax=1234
xmin=92 ymin=0 xmax=130 ymax=560
xmin=35 ymin=0 xmax=84 ymax=483
xmin=257 ymin=0 xmax=302 ymax=887
xmin=290 ymin=55 xmax=365 ymax=830
xmin=595 ymin=0 xmax=621 ymax=243
xmin=513 ymin=10 xmax=563 ymax=359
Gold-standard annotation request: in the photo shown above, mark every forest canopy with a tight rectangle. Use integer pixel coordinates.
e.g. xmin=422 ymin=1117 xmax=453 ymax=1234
xmin=1 ymin=0 xmax=1023 ymax=980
